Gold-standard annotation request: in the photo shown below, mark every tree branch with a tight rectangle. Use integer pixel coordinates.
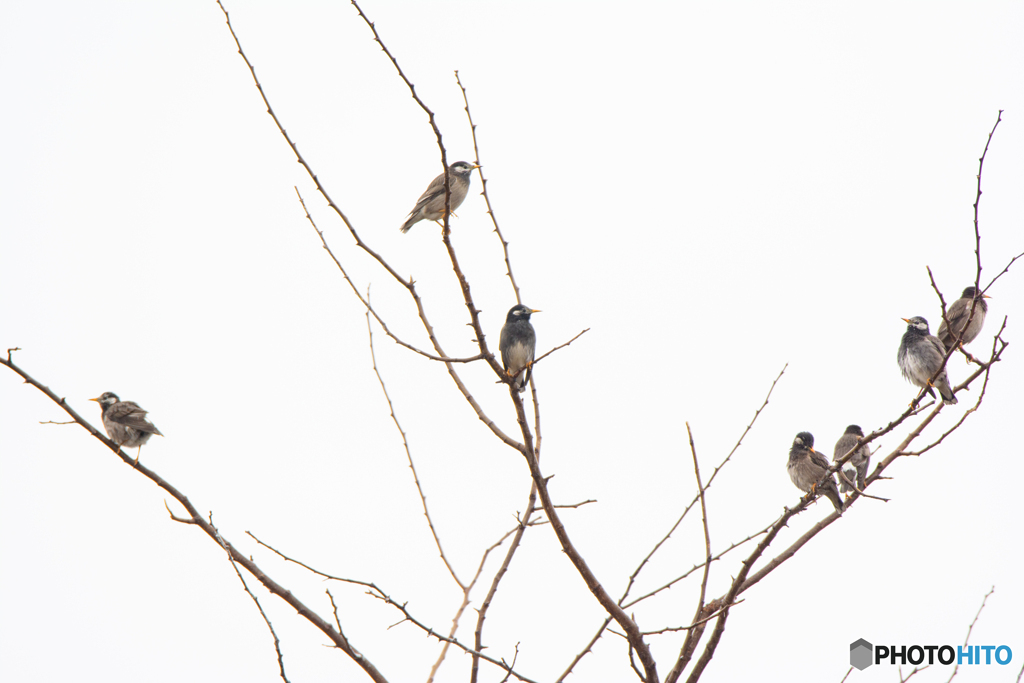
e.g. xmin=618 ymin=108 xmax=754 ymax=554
xmin=0 ymin=356 xmax=390 ymax=683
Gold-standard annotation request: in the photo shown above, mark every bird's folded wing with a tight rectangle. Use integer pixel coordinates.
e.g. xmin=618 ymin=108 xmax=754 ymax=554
xmin=108 ymin=403 xmax=162 ymax=433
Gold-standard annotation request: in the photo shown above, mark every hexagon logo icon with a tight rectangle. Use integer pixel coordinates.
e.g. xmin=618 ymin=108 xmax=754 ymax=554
xmin=850 ymin=638 xmax=873 ymax=670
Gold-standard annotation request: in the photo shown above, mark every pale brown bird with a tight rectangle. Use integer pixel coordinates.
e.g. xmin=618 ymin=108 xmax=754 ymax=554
xmin=937 ymin=286 xmax=991 ymax=360
xmin=90 ymin=391 xmax=163 ymax=463
xmin=400 ymin=161 xmax=478 ymax=233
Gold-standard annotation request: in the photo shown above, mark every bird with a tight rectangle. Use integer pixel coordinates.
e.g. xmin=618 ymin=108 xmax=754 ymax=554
xmin=898 ymin=316 xmax=957 ymax=405
xmin=499 ymin=304 xmax=540 ymax=393
xmin=937 ymin=286 xmax=991 ymax=357
xmin=90 ymin=391 xmax=163 ymax=463
xmin=400 ymin=161 xmax=479 ymax=233
xmin=788 ymin=432 xmax=844 ymax=514
xmin=833 ymin=425 xmax=870 ymax=493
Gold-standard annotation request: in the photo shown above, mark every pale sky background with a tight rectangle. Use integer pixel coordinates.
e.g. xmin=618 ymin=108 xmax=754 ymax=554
xmin=2 ymin=2 xmax=1023 ymax=682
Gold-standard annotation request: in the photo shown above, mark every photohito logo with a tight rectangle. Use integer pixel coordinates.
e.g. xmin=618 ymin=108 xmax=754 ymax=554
xmin=850 ymin=639 xmax=1012 ymax=671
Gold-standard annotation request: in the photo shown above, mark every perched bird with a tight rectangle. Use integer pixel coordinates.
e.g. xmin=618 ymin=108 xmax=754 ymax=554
xmin=937 ymin=286 xmax=991 ymax=355
xmin=499 ymin=305 xmax=540 ymax=393
xmin=788 ymin=432 xmax=844 ymax=514
xmin=400 ymin=161 xmax=479 ymax=233
xmin=833 ymin=425 xmax=870 ymax=493
xmin=90 ymin=391 xmax=163 ymax=463
xmin=898 ymin=316 xmax=957 ymax=405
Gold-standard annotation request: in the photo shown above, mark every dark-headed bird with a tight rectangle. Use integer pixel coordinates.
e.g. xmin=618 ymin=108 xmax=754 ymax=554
xmin=898 ymin=316 xmax=957 ymax=405
xmin=788 ymin=431 xmax=844 ymax=514
xmin=499 ymin=305 xmax=539 ymax=393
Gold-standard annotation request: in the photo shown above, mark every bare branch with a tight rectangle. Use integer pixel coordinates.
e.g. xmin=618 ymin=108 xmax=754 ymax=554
xmin=972 ymin=111 xmax=1002 ymax=287
xmin=984 ymin=249 xmax=1024 ymax=293
xmin=530 ymin=329 xmax=591 ymax=368
xmin=556 ymin=617 xmax=613 ymax=683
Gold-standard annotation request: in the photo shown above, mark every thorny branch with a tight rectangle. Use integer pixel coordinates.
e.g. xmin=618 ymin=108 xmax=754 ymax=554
xmin=454 ymin=70 xmax=521 ymax=305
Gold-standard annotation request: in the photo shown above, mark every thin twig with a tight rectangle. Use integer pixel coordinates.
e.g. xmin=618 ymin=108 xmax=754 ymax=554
xmin=641 ymin=600 xmax=745 ymax=636
xmin=211 ymin=513 xmax=290 ymax=683
xmin=365 ymin=294 xmax=463 ymax=588
xmin=622 ymin=365 xmax=787 ymax=604
xmin=369 ymin=590 xmax=539 ymax=683
xmin=983 ymin=249 xmax=1024 ymax=293
xmin=556 ymin=617 xmax=613 ymax=683
xmin=530 ymin=329 xmax=591 ymax=368
xmin=561 ymin=366 xmax=786 ymax=681
xmin=946 ymin=586 xmax=995 ymax=683
xmin=454 ymin=70 xmax=521 ymax=304
xmin=622 ymin=524 xmax=772 ymax=610
xmin=471 ymin=481 xmax=539 ymax=683
xmin=429 ymin=525 xmax=521 ymax=683
xmin=671 ymin=423 xmax=713 ymax=677
xmin=247 ymin=532 xmax=378 ymax=588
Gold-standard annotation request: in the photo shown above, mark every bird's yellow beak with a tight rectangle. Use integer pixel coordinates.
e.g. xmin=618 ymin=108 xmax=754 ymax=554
xmin=531 ymin=309 xmax=542 ymax=314
xmin=88 ymin=397 xmax=101 ymax=403
xmin=983 ymin=294 xmax=993 ymax=299
xmin=901 ymin=318 xmax=911 ymax=323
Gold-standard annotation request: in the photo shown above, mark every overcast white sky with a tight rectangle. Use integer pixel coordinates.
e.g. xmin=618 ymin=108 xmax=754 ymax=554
xmin=2 ymin=2 xmax=1022 ymax=681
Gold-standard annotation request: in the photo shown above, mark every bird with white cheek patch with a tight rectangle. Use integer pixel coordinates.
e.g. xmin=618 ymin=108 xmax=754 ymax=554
xmin=499 ymin=305 xmax=540 ymax=393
